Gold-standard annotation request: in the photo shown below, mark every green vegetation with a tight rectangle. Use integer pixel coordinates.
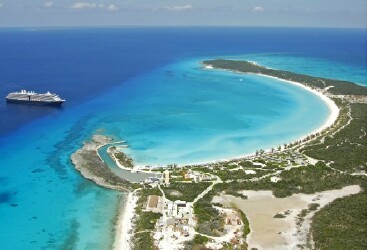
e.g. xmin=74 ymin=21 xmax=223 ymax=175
xmin=135 ymin=211 xmax=161 ymax=232
xmin=312 ymin=192 xmax=367 ymax=249
xmin=135 ymin=188 xmax=162 ymax=210
xmin=190 ymin=166 xmax=214 ymax=173
xmin=194 ymin=190 xmax=223 ymax=236
xmin=297 ymin=203 xmax=320 ymax=226
xmin=236 ymin=209 xmax=250 ymax=238
xmin=302 ymin=103 xmax=367 ymax=172
xmin=194 ymin=59 xmax=367 ymax=248
xmin=224 ymin=190 xmax=247 ymax=199
xmin=215 ymin=168 xmax=275 ymax=182
xmin=162 ymin=182 xmax=211 ymax=202
xmin=185 ymin=100 xmax=366 ymax=248
xmin=203 ymin=59 xmax=367 ymax=95
xmin=215 ymin=162 xmax=364 ymax=198
xmin=203 ymin=102 xmax=366 ymax=249
xmin=110 ymin=146 xmax=134 ymax=168
xmin=75 ymin=150 xmax=135 ymax=191
xmin=271 ymin=162 xmax=359 ymax=196
xmin=238 ymin=160 xmax=258 ymax=168
xmin=274 ymin=210 xmax=291 ymax=219
xmin=193 ymin=234 xmax=210 ymax=245
xmin=273 ymin=213 xmax=286 ymax=219
xmin=184 ymin=235 xmax=211 ymax=250
xmin=132 ymin=188 xmax=162 ymax=250
xmin=132 ymin=232 xmax=154 ymax=250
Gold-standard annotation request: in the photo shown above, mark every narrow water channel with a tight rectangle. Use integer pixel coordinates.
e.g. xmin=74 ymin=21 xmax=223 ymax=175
xmin=98 ymin=144 xmax=161 ymax=183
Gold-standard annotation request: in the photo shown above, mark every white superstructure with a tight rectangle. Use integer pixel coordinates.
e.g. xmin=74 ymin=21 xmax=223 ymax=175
xmin=6 ymin=90 xmax=65 ymax=105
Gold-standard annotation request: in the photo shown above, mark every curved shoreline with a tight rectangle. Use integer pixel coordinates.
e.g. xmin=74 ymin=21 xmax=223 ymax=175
xmin=130 ymin=63 xmax=340 ymax=168
xmin=257 ymin=73 xmax=339 ymax=140
xmin=177 ymin=63 xmax=340 ymax=167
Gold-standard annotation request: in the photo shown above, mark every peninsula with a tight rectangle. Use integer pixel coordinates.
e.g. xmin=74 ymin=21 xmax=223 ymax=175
xmin=71 ymin=135 xmax=134 ymax=192
xmin=202 ymin=59 xmax=367 ymax=96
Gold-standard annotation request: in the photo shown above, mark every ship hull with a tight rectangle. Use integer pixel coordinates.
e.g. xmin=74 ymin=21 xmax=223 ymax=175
xmin=6 ymin=98 xmax=64 ymax=106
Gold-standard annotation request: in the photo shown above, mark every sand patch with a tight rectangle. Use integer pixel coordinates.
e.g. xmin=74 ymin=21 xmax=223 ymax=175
xmin=218 ymin=185 xmax=361 ymax=249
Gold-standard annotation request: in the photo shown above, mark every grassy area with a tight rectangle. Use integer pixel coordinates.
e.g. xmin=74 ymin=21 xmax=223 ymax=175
xmin=312 ymin=192 xmax=367 ymax=249
xmin=203 ymin=59 xmax=367 ymax=95
xmin=162 ymin=182 xmax=211 ymax=202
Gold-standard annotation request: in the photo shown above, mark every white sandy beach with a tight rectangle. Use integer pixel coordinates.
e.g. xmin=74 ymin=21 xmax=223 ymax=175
xmin=114 ymin=191 xmax=138 ymax=250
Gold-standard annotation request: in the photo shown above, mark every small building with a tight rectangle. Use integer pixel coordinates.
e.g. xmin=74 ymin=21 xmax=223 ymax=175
xmin=271 ymin=176 xmax=281 ymax=183
xmin=175 ymin=200 xmax=187 ymax=207
xmin=144 ymin=177 xmax=161 ymax=184
xmin=146 ymin=195 xmax=163 ymax=213
xmin=149 ymin=195 xmax=159 ymax=208
xmin=164 ymin=169 xmax=170 ymax=185
xmin=200 ymin=174 xmax=212 ymax=181
xmin=226 ymin=213 xmax=240 ymax=226
xmin=244 ymin=170 xmax=256 ymax=175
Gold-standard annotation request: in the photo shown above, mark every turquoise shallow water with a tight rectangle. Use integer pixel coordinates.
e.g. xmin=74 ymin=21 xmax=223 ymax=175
xmin=0 ymin=27 xmax=365 ymax=249
xmin=0 ymin=110 xmax=122 ymax=249
xmin=0 ymin=57 xmax=330 ymax=249
xmin=95 ymin=58 xmax=330 ymax=166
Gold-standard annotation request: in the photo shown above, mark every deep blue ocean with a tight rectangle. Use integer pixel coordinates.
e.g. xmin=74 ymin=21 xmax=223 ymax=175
xmin=0 ymin=27 xmax=366 ymax=249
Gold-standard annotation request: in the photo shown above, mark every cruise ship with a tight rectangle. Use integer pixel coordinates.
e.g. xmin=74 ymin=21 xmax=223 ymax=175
xmin=5 ymin=90 xmax=65 ymax=105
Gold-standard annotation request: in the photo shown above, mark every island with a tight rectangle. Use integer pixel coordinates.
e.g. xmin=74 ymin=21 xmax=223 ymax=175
xmin=71 ymin=59 xmax=367 ymax=250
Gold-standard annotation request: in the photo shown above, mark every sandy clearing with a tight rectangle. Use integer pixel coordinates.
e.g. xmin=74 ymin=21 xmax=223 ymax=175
xmin=219 ymin=185 xmax=361 ymax=249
